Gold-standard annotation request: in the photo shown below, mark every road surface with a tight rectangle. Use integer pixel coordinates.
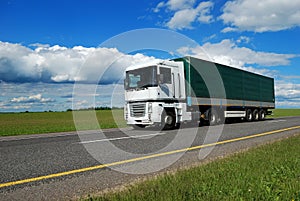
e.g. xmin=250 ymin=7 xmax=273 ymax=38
xmin=1 ymin=116 xmax=300 ymax=200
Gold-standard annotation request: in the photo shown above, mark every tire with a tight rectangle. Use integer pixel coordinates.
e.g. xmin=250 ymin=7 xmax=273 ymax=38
xmin=132 ymin=124 xmax=146 ymax=129
xmin=253 ymin=109 xmax=259 ymax=121
xmin=161 ymin=110 xmax=176 ymax=130
xmin=208 ymin=108 xmax=218 ymax=126
xmin=175 ymin=123 xmax=181 ymax=129
xmin=245 ymin=109 xmax=253 ymax=122
xmin=258 ymin=109 xmax=266 ymax=120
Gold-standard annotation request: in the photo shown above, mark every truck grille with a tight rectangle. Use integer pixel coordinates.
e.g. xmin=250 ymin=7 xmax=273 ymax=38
xmin=130 ymin=103 xmax=146 ymax=117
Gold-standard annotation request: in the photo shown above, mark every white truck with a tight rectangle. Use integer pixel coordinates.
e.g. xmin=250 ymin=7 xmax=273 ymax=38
xmin=124 ymin=56 xmax=275 ymax=129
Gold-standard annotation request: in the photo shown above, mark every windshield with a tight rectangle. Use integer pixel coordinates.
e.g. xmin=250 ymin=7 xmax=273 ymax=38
xmin=125 ymin=66 xmax=158 ymax=90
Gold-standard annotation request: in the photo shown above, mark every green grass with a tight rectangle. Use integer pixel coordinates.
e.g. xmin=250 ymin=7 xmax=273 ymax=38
xmin=86 ymin=135 xmax=300 ymax=201
xmin=270 ymin=109 xmax=300 ymax=118
xmin=0 ymin=109 xmax=299 ymax=137
xmin=0 ymin=110 xmax=126 ymax=137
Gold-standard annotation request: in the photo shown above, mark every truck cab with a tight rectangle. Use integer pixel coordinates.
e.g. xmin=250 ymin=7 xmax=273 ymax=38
xmin=124 ymin=60 xmax=191 ymax=129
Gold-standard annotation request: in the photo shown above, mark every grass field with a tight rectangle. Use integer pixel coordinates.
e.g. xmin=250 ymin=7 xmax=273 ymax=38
xmin=270 ymin=109 xmax=300 ymax=118
xmin=0 ymin=110 xmax=126 ymax=137
xmin=86 ymin=134 xmax=300 ymax=201
xmin=0 ymin=109 xmax=299 ymax=137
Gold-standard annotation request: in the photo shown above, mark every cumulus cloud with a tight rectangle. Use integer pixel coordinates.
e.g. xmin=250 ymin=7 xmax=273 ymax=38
xmin=0 ymin=82 xmax=73 ymax=112
xmin=220 ymin=0 xmax=300 ymax=32
xmin=11 ymin=94 xmax=54 ymax=103
xmin=275 ymin=81 xmax=300 ymax=107
xmin=154 ymin=1 xmax=214 ymax=30
xmin=0 ymin=41 xmax=157 ymax=84
xmin=158 ymin=0 xmax=196 ymax=11
xmin=276 ymin=81 xmax=300 ymax=99
xmin=177 ymin=39 xmax=297 ymax=69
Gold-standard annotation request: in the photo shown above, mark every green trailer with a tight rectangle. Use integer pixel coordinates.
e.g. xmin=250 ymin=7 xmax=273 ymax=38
xmin=174 ymin=56 xmax=275 ymax=123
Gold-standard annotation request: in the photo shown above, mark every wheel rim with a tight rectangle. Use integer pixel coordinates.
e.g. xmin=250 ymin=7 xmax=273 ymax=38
xmin=261 ymin=111 xmax=265 ymax=119
xmin=210 ymin=114 xmax=216 ymax=124
xmin=248 ymin=113 xmax=252 ymax=120
xmin=164 ymin=115 xmax=173 ymax=125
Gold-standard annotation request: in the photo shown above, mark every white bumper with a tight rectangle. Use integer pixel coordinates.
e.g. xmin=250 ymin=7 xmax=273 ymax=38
xmin=124 ymin=102 xmax=163 ymax=125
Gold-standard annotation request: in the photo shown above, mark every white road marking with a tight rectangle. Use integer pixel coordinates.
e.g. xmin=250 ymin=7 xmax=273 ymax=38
xmin=268 ymin=119 xmax=287 ymax=123
xmin=79 ymin=132 xmax=166 ymax=144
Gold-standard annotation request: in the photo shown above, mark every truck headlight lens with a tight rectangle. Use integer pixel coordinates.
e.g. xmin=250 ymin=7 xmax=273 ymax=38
xmin=148 ymin=103 xmax=152 ymax=113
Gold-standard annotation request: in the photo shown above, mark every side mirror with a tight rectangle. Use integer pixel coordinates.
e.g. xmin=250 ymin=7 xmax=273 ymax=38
xmin=124 ymin=79 xmax=128 ymax=88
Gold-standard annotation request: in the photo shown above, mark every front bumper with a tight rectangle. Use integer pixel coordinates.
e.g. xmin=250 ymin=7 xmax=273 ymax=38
xmin=124 ymin=102 xmax=163 ymax=126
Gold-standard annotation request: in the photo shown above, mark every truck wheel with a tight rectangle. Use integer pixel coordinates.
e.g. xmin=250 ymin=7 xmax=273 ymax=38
xmin=253 ymin=109 xmax=259 ymax=121
xmin=132 ymin=124 xmax=146 ymax=129
xmin=258 ymin=109 xmax=266 ymax=120
xmin=245 ymin=109 xmax=253 ymax=122
xmin=208 ymin=109 xmax=218 ymax=126
xmin=162 ymin=110 xmax=176 ymax=130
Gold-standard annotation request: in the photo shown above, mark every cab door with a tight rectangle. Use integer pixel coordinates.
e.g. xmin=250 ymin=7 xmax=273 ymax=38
xmin=159 ymin=66 xmax=180 ymax=100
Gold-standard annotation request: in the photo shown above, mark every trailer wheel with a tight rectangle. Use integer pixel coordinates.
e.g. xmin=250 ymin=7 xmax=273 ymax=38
xmin=258 ymin=109 xmax=266 ymax=120
xmin=253 ymin=109 xmax=259 ymax=121
xmin=161 ymin=110 xmax=176 ymax=130
xmin=208 ymin=109 xmax=218 ymax=126
xmin=245 ymin=109 xmax=253 ymax=122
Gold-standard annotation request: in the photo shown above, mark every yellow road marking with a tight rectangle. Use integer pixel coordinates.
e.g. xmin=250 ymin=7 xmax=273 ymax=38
xmin=1 ymin=125 xmax=300 ymax=189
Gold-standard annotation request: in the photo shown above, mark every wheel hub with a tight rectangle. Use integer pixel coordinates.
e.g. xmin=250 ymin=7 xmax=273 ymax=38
xmin=165 ymin=115 xmax=173 ymax=125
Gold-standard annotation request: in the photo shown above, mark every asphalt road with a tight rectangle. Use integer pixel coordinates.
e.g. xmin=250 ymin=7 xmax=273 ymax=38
xmin=1 ymin=116 xmax=300 ymax=200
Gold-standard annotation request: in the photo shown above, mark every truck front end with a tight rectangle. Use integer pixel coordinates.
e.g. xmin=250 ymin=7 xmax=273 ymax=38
xmin=124 ymin=61 xmax=191 ymax=129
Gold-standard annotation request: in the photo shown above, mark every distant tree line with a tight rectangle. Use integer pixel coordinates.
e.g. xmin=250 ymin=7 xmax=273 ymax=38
xmin=66 ymin=106 xmax=123 ymax=112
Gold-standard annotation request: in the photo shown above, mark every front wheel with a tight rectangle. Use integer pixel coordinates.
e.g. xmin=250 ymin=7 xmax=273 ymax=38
xmin=161 ymin=110 xmax=176 ymax=130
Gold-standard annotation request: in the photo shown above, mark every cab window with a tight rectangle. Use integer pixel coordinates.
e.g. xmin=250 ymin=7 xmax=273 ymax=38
xmin=160 ymin=67 xmax=171 ymax=84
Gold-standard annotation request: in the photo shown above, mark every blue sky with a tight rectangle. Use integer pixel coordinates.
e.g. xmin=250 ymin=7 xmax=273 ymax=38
xmin=1 ymin=0 xmax=300 ymax=112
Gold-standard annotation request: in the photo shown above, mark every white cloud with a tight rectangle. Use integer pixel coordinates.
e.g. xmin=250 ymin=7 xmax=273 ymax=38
xmin=275 ymin=81 xmax=300 ymax=99
xmin=279 ymin=75 xmax=300 ymax=80
xmin=275 ymin=80 xmax=300 ymax=108
xmin=236 ymin=36 xmax=250 ymax=44
xmin=0 ymin=41 xmax=157 ymax=85
xmin=220 ymin=0 xmax=300 ymax=32
xmin=166 ymin=0 xmax=196 ymax=11
xmin=155 ymin=1 xmax=214 ymax=30
xmin=202 ymin=34 xmax=216 ymax=43
xmin=221 ymin=27 xmax=238 ymax=33
xmin=197 ymin=1 xmax=214 ymax=23
xmin=11 ymin=94 xmax=54 ymax=103
xmin=177 ymin=39 xmax=297 ymax=70
xmin=167 ymin=8 xmax=199 ymax=30
xmin=153 ymin=2 xmax=166 ymax=13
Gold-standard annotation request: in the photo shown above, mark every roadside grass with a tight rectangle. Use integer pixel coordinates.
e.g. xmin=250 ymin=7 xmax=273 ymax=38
xmin=0 ymin=108 xmax=299 ymax=137
xmin=0 ymin=110 xmax=126 ymax=136
xmin=270 ymin=109 xmax=300 ymax=118
xmin=86 ymin=134 xmax=300 ymax=201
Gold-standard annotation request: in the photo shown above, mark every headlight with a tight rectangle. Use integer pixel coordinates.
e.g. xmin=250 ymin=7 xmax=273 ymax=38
xmin=124 ymin=104 xmax=128 ymax=120
xmin=148 ymin=102 xmax=152 ymax=113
